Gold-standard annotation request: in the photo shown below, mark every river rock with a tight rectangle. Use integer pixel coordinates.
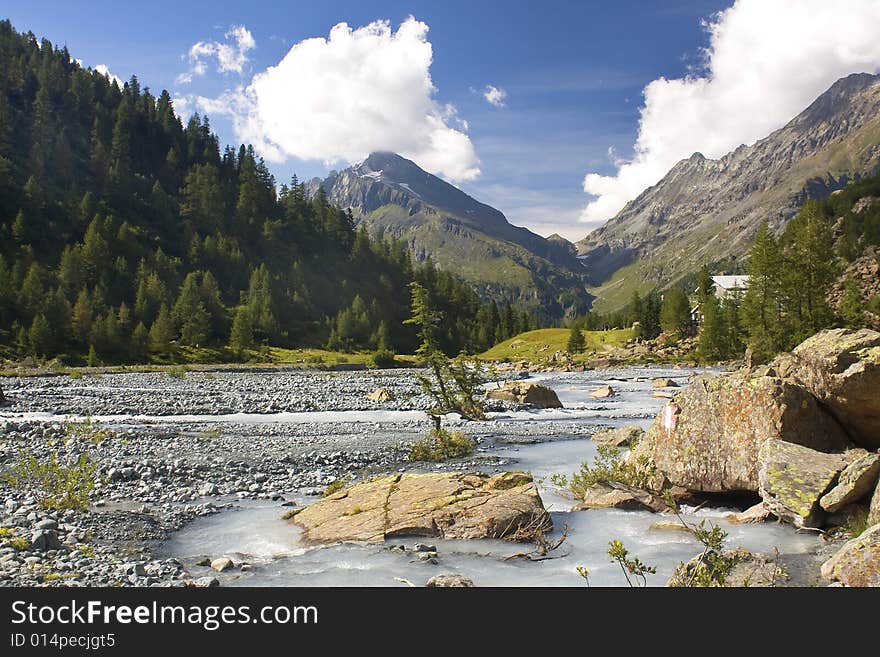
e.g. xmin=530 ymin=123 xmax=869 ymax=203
xmin=589 ymin=385 xmax=614 ymax=399
xmin=30 ymin=529 xmax=62 ymax=551
xmin=726 ymin=501 xmax=773 ymax=525
xmin=591 ymin=425 xmax=644 ymax=448
xmin=366 ymin=387 xmax=394 ymax=402
xmin=574 ymin=482 xmax=669 ymax=513
xmin=757 ymin=441 xmax=851 ymax=528
xmin=786 ymin=328 xmax=880 ymax=448
xmin=651 ymin=378 xmax=678 ymax=388
xmin=210 ymin=557 xmax=234 ymax=572
xmin=820 ymin=523 xmax=880 ymax=586
xmin=426 ymin=574 xmax=474 ymax=587
xmin=633 ymin=371 xmax=851 ymax=493
xmin=820 ymin=451 xmax=880 ymax=514
xmin=289 ymin=471 xmax=551 ymax=543
xmin=486 ymin=382 xmax=562 ymax=408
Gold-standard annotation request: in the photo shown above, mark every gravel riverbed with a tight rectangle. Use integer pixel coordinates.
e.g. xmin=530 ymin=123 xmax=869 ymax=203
xmin=0 ymin=367 xmax=610 ymax=587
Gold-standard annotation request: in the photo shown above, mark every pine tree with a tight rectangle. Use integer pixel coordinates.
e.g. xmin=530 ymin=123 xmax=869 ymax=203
xmin=148 ymin=304 xmax=175 ymax=355
xmin=28 ymin=313 xmax=52 ymax=357
xmin=229 ymin=305 xmax=254 ymax=353
xmin=659 ymin=287 xmax=690 ymax=339
xmin=697 ymin=294 xmax=725 ymax=363
xmin=741 ymin=222 xmax=787 ymax=361
xmin=567 ymin=319 xmax=586 ymax=353
xmin=180 ymin=302 xmax=210 ymax=346
xmin=839 ymin=279 xmax=865 ymax=328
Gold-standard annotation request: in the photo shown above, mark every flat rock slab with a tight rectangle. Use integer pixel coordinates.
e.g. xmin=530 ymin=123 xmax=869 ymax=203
xmin=758 ymin=441 xmax=851 ymax=528
xmin=821 ymin=523 xmax=880 ymax=587
xmin=289 ymin=471 xmax=551 ymax=544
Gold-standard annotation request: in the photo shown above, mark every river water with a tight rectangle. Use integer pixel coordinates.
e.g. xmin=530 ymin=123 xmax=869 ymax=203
xmin=152 ymin=366 xmax=822 ymax=587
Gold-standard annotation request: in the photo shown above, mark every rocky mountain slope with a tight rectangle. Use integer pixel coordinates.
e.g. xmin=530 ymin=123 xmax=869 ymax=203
xmin=577 ymin=73 xmax=880 ymax=312
xmin=309 ymin=152 xmax=591 ymax=320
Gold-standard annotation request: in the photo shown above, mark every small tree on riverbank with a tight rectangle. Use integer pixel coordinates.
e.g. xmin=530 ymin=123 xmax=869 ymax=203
xmin=405 ymin=281 xmax=486 ymax=422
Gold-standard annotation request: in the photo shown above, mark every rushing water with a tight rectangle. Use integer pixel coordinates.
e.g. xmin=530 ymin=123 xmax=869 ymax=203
xmin=154 ymin=366 xmax=823 ymax=587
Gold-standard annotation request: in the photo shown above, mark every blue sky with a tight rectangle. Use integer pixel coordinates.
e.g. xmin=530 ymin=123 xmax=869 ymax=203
xmin=6 ymin=1 xmax=880 ymax=241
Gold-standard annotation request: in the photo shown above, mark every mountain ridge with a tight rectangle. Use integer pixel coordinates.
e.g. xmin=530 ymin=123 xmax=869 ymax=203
xmin=577 ymin=72 xmax=880 ymax=312
xmin=310 ymin=152 xmax=592 ymax=319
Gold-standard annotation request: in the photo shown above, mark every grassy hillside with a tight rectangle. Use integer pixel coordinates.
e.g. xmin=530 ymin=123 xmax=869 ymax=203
xmin=479 ymin=328 xmax=634 ymax=362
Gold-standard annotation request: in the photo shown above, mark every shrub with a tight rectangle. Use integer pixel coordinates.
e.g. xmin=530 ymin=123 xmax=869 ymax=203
xmin=305 ymin=354 xmax=324 ymax=365
xmin=607 ymin=540 xmax=656 ymax=587
xmin=167 ymin=365 xmax=188 ymax=378
xmin=4 ymin=450 xmax=97 ymax=510
xmin=321 ymin=477 xmax=350 ymax=497
xmin=64 ymin=418 xmax=112 ymax=446
xmin=68 ymin=370 xmax=83 ymax=380
xmin=408 ymin=428 xmax=475 ymax=462
xmin=552 ymin=443 xmax=655 ymax=498
xmin=369 ymin=348 xmax=396 ymax=369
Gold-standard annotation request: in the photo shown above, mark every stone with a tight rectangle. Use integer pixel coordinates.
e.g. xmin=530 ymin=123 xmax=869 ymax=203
xmin=651 ymin=378 xmax=678 ymax=388
xmin=820 ymin=452 xmax=880 ymax=513
xmin=426 ymin=574 xmax=474 ymax=587
xmin=366 ymin=387 xmax=394 ymax=402
xmin=34 ymin=518 xmax=58 ymax=531
xmin=199 ymin=482 xmax=218 ymax=496
xmin=591 ymin=425 xmax=644 ymax=448
xmin=486 ymin=382 xmax=562 ymax=408
xmin=192 ymin=576 xmax=220 ymax=587
xmin=573 ymin=482 xmax=669 ymax=513
xmin=869 ymin=477 xmax=880 ymax=527
xmin=758 ymin=441 xmax=850 ymax=528
xmin=821 ymin=523 xmax=880 ymax=586
xmin=668 ymin=548 xmax=786 ymax=587
xmin=290 ymin=471 xmax=551 ymax=544
xmin=726 ymin=502 xmax=773 ymax=525
xmin=29 ymin=530 xmax=62 ymax=551
xmin=589 ymin=385 xmax=614 ymax=399
xmin=210 ymin=557 xmax=234 ymax=572
xmin=787 ymin=328 xmax=880 ymax=448
xmin=633 ymin=371 xmax=851 ymax=493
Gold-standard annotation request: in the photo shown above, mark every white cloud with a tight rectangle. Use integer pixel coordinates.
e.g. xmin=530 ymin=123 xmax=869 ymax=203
xmin=483 ymin=84 xmax=507 ymax=108
xmin=581 ymin=0 xmax=880 ymax=224
xmin=177 ymin=25 xmax=255 ymax=84
xmin=95 ymin=64 xmax=123 ymax=87
xmin=199 ymin=17 xmax=480 ymax=182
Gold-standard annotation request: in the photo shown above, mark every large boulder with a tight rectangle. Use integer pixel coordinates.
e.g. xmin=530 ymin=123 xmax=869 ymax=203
xmin=288 ymin=471 xmax=551 ymax=544
xmin=820 ymin=451 xmax=880 ymax=514
xmin=757 ymin=441 xmax=851 ymax=528
xmin=786 ymin=328 xmax=880 ymax=448
xmin=633 ymin=371 xmax=851 ymax=493
xmin=821 ymin=523 xmax=880 ymax=587
xmin=486 ymin=382 xmax=562 ymax=408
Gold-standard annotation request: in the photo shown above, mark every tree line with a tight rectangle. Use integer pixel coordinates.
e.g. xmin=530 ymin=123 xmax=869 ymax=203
xmin=565 ymin=172 xmax=880 ymax=362
xmin=0 ymin=22 xmax=534 ymax=364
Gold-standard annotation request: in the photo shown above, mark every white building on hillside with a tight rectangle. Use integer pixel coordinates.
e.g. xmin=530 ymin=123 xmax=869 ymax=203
xmin=709 ymin=275 xmax=750 ymax=299
xmin=690 ymin=275 xmax=751 ymax=322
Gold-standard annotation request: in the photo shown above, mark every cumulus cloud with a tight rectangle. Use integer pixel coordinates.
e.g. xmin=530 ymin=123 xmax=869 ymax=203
xmin=95 ymin=64 xmax=123 ymax=87
xmin=581 ymin=0 xmax=880 ymax=224
xmin=199 ymin=17 xmax=479 ymax=182
xmin=177 ymin=25 xmax=255 ymax=84
xmin=483 ymin=84 xmax=507 ymax=108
